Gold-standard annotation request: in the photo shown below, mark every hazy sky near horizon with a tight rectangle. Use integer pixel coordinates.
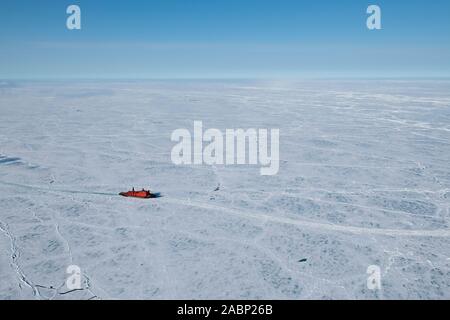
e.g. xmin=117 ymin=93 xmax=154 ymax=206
xmin=1 ymin=0 xmax=449 ymax=79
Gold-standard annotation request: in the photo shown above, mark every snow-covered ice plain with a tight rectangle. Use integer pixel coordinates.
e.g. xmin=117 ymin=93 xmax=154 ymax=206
xmin=0 ymin=80 xmax=449 ymax=299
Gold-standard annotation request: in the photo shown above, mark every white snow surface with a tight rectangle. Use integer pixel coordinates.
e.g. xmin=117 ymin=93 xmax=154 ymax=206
xmin=0 ymin=80 xmax=449 ymax=299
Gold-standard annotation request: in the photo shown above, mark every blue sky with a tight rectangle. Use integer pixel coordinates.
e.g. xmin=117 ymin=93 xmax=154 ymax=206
xmin=1 ymin=0 xmax=449 ymax=79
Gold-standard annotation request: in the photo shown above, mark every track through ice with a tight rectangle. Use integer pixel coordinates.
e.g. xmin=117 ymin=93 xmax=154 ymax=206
xmin=1 ymin=179 xmax=449 ymax=238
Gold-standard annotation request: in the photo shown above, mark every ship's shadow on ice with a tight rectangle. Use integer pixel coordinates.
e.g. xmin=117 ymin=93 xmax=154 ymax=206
xmin=150 ymin=192 xmax=163 ymax=198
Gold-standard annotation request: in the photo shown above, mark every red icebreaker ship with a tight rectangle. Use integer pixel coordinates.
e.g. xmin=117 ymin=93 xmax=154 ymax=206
xmin=119 ymin=188 xmax=154 ymax=199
